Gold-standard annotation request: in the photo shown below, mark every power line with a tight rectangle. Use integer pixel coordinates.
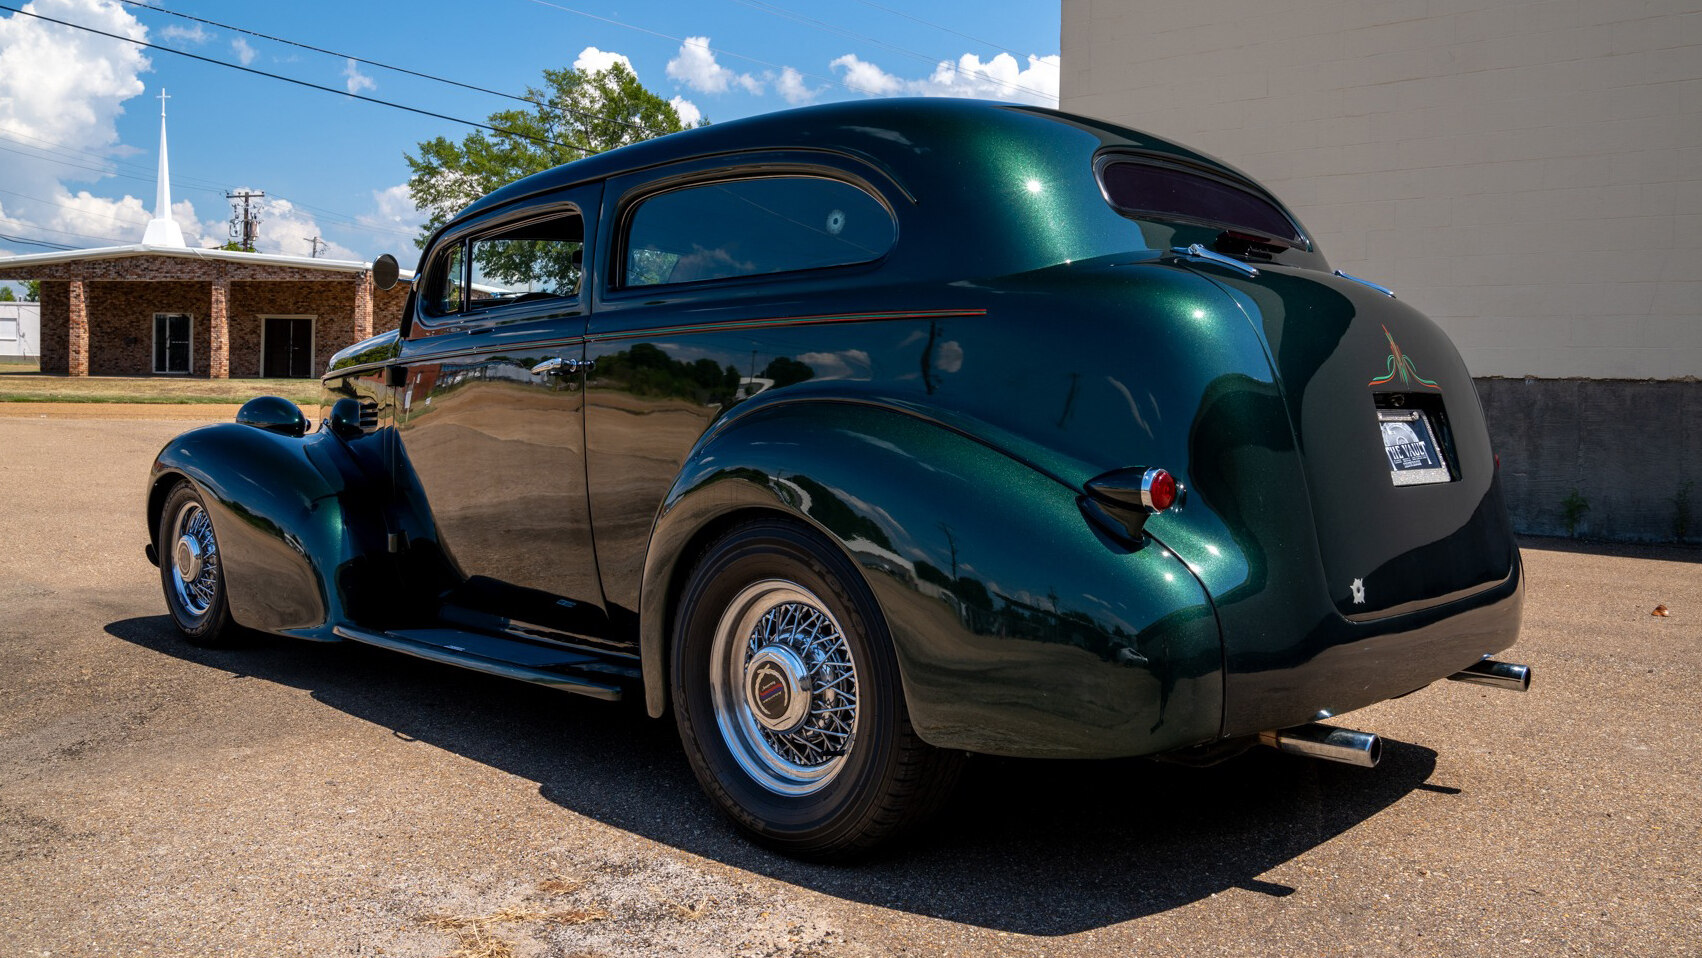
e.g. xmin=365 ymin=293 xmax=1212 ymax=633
xmin=1 ymin=133 xmax=419 ymax=240
xmin=115 ymin=2 xmax=672 ymax=141
xmin=522 ymin=0 xmax=836 ymax=85
xmin=0 ymin=233 xmax=82 ymax=251
xmin=0 ymin=3 xmax=572 ymax=151
xmin=114 ymin=0 xmax=536 ymax=105
xmin=0 ymin=186 xmax=150 ymax=228
xmin=0 ymin=134 xmax=230 ymax=198
xmin=728 ymin=0 xmax=1057 ymax=101
xmin=846 ymin=0 xmax=1058 ymax=68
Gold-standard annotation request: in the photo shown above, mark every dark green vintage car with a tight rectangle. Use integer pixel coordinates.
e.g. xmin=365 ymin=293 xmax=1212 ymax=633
xmin=147 ymin=98 xmax=1529 ymax=858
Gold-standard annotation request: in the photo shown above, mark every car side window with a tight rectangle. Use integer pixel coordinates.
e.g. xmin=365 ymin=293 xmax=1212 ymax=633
xmin=468 ymin=214 xmax=584 ymax=306
xmin=426 ymin=243 xmax=465 ymax=316
xmin=422 ymin=211 xmax=583 ymax=321
xmin=623 ymin=176 xmax=894 ymax=288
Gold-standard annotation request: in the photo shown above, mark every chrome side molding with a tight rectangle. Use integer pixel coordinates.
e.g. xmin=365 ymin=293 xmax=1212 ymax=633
xmin=1447 ymin=657 xmax=1532 ymax=692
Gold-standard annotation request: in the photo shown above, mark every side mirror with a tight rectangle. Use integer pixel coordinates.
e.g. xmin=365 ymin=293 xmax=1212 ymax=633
xmin=372 ymin=253 xmax=400 ymax=290
xmin=235 ymin=396 xmax=309 ymax=437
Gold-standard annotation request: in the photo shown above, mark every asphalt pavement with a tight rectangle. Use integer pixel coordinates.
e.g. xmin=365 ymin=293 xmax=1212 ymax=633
xmin=1 ymin=407 xmax=1697 ymax=957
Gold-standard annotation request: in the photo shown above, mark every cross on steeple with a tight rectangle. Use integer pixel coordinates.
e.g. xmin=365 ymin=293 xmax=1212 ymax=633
xmin=157 ymin=88 xmax=170 ymax=117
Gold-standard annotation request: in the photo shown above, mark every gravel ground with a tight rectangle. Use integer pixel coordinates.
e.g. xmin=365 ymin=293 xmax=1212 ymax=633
xmin=1 ymin=409 xmax=1697 ymax=958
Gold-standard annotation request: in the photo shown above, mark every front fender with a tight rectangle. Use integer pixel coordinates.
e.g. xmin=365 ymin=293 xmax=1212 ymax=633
xmin=640 ymin=400 xmax=1225 ymax=759
xmin=147 ymin=422 xmax=378 ymax=640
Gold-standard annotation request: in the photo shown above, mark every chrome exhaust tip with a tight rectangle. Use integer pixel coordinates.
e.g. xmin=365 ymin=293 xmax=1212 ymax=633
xmin=1447 ymin=657 xmax=1532 ymax=692
xmin=1258 ymin=723 xmax=1382 ymax=768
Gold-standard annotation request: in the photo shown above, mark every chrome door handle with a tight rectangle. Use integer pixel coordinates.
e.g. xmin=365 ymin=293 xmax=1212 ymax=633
xmin=530 ymin=356 xmax=595 ymax=376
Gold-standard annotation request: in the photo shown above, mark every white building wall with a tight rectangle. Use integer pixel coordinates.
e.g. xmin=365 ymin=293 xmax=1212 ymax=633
xmin=0 ymin=302 xmax=39 ymax=358
xmin=1061 ymin=0 xmax=1702 ymax=380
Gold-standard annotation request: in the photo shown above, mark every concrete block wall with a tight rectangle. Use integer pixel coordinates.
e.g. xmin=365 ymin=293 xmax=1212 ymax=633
xmin=1478 ymin=378 xmax=1702 ymax=542
xmin=1061 ymin=0 xmax=1702 ymax=381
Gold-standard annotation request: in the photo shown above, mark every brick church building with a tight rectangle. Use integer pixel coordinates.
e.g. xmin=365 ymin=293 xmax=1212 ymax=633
xmin=0 ymin=94 xmax=408 ymax=379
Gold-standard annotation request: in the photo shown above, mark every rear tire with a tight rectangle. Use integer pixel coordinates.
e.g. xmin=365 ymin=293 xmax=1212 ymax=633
xmin=157 ymin=482 xmax=238 ymax=648
xmin=671 ymin=518 xmax=962 ymax=860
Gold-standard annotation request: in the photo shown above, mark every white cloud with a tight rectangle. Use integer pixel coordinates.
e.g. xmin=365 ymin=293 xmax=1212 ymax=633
xmin=0 ymin=0 xmax=170 ymax=248
xmin=574 ymin=46 xmax=633 ymax=77
xmin=667 ymin=36 xmax=760 ymax=95
xmin=669 ymin=96 xmax=702 ymax=127
xmin=248 ymin=194 xmax=358 ymax=260
xmin=921 ymin=52 xmax=1060 ymax=106
xmin=776 ymin=66 xmax=819 ymax=105
xmin=160 ymin=24 xmax=210 ymax=44
xmin=0 ymin=0 xmax=151 ymax=201
xmin=357 ymin=184 xmax=427 ymax=245
xmin=231 ymin=37 xmax=255 ymax=66
xmin=343 ymin=58 xmax=375 ymax=95
xmin=830 ymin=54 xmax=903 ymax=96
xmin=831 ymin=51 xmax=1061 ymax=107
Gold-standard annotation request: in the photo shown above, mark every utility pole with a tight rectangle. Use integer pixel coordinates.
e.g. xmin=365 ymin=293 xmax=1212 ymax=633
xmin=226 ymin=189 xmax=264 ymax=251
xmin=305 ymin=235 xmax=325 ymax=258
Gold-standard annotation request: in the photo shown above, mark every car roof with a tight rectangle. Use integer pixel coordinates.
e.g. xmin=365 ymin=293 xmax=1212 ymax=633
xmin=453 ymin=98 xmax=1251 ymax=224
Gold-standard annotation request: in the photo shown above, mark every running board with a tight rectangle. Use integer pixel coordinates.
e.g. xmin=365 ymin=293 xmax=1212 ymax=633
xmin=332 ymin=625 xmax=628 ymax=702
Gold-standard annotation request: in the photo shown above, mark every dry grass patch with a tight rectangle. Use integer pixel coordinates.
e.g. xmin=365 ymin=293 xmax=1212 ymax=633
xmin=538 ymin=876 xmax=586 ymax=896
xmin=422 ymin=905 xmax=611 ymax=958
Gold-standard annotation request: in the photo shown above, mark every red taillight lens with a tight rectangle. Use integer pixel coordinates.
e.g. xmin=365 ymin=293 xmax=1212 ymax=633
xmin=1141 ymin=468 xmax=1177 ymax=513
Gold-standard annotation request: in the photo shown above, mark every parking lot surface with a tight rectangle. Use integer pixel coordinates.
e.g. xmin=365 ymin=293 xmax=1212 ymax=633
xmin=1 ymin=408 xmax=1698 ymax=957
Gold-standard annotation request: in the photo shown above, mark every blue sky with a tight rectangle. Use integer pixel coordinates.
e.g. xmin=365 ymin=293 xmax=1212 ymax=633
xmin=0 ymin=0 xmax=1059 ymax=267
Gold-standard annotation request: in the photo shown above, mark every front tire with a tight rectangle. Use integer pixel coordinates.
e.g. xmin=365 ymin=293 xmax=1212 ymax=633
xmin=671 ymin=519 xmax=961 ymax=859
xmin=157 ymin=482 xmax=237 ymax=647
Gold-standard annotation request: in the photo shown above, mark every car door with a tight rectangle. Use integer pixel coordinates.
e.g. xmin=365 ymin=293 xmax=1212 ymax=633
xmin=585 ymin=159 xmax=903 ymax=623
xmin=395 ymin=185 xmax=611 ymax=640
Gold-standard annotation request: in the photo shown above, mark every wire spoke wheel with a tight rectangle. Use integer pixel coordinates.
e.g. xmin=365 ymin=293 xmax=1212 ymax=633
xmin=672 ymin=519 xmax=963 ymax=859
xmin=156 ymin=482 xmax=236 ymax=647
xmin=709 ymin=579 xmax=861 ymax=796
xmin=168 ymin=500 xmax=221 ymax=618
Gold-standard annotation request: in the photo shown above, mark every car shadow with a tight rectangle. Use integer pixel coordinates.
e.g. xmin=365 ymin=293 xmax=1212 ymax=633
xmin=108 ymin=615 xmax=1443 ymax=935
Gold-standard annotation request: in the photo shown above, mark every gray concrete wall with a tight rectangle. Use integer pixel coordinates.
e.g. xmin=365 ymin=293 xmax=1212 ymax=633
xmin=1062 ymin=0 xmax=1702 ymax=381
xmin=1477 ymin=378 xmax=1701 ymax=543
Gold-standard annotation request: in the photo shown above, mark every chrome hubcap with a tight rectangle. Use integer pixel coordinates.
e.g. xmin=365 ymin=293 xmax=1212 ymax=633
xmin=745 ymin=645 xmax=812 ymax=733
xmin=168 ymin=500 xmax=219 ymax=619
xmin=709 ymin=579 xmax=860 ymax=796
xmin=174 ymin=534 xmax=204 ymax=583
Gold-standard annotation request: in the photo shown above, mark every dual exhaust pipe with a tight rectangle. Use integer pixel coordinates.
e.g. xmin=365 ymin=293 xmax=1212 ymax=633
xmin=1260 ymin=658 xmax=1532 ymax=768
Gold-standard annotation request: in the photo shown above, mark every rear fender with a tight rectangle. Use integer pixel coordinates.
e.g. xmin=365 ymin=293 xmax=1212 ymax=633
xmin=148 ymin=422 xmax=386 ymax=640
xmin=639 ymin=400 xmax=1225 ymax=759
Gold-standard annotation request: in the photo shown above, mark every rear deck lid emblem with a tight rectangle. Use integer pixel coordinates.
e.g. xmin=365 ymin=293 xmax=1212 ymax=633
xmin=1368 ymin=325 xmax=1441 ymax=390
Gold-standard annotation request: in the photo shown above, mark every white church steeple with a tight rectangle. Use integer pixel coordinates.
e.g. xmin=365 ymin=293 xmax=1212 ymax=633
xmin=141 ymin=89 xmax=187 ymax=248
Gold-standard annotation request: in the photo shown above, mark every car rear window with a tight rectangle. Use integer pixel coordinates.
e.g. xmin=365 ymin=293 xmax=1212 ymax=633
xmin=1099 ymin=159 xmax=1303 ymax=246
xmin=624 ymin=176 xmax=894 ymax=287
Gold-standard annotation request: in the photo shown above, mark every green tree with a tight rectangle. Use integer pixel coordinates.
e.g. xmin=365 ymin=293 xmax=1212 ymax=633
xmin=404 ymin=62 xmax=696 ymax=248
xmin=24 ymin=280 xmax=39 ymax=302
xmin=0 ymin=286 xmax=14 ymax=302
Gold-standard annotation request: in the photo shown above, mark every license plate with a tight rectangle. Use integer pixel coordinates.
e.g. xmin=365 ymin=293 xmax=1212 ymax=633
xmin=1378 ymin=409 xmax=1451 ymax=486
